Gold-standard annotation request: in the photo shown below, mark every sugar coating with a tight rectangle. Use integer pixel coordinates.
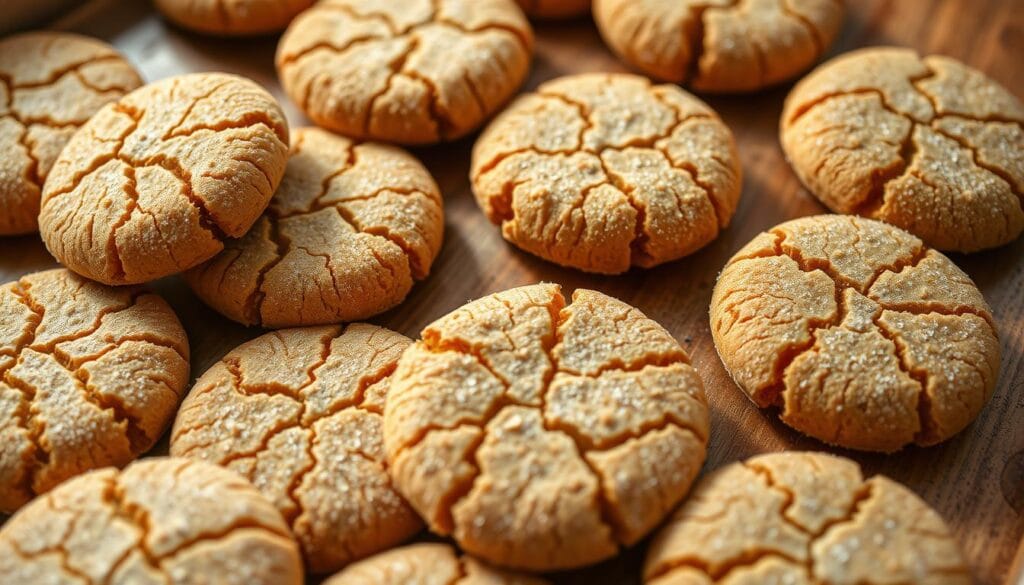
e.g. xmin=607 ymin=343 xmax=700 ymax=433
xmin=644 ymin=452 xmax=970 ymax=584
xmin=0 ymin=31 xmax=142 ymax=235
xmin=593 ymin=0 xmax=843 ymax=92
xmin=184 ymin=127 xmax=444 ymax=327
xmin=170 ymin=324 xmax=421 ymax=574
xmin=384 ymin=283 xmax=710 ymax=570
xmin=0 ymin=268 xmax=190 ymax=513
xmin=276 ymin=0 xmax=534 ymax=145
xmin=515 ymin=0 xmax=589 ymax=19
xmin=781 ymin=47 xmax=1024 ymax=252
xmin=710 ymin=215 xmax=1000 ymax=452
xmin=38 ymin=72 xmax=290 ymax=285
xmin=154 ymin=0 xmax=315 ymax=36
xmin=0 ymin=457 xmax=303 ymax=585
xmin=471 ymin=73 xmax=742 ymax=274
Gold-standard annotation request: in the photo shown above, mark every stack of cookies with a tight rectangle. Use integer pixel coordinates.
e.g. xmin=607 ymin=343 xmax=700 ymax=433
xmin=0 ymin=1 xmax=1019 ymax=584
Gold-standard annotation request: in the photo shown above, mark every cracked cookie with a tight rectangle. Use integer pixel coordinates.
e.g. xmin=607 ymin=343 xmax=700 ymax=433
xmin=0 ymin=457 xmax=304 ymax=585
xmin=781 ymin=47 xmax=1024 ymax=252
xmin=515 ymin=0 xmax=589 ymax=20
xmin=170 ymin=324 xmax=421 ymax=574
xmin=38 ymin=72 xmax=290 ymax=285
xmin=155 ymin=0 xmax=315 ymax=36
xmin=323 ymin=542 xmax=549 ymax=585
xmin=644 ymin=451 xmax=970 ymax=584
xmin=593 ymin=0 xmax=843 ymax=92
xmin=471 ymin=73 xmax=741 ymax=274
xmin=184 ymin=127 xmax=443 ymax=327
xmin=383 ymin=283 xmax=710 ymax=570
xmin=0 ymin=268 xmax=190 ymax=513
xmin=710 ymin=215 xmax=1000 ymax=452
xmin=275 ymin=0 xmax=534 ymax=145
xmin=0 ymin=31 xmax=142 ymax=236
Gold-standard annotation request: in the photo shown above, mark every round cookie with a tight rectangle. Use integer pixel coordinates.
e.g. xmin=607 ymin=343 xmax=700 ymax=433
xmin=515 ymin=0 xmax=589 ymax=19
xmin=0 ymin=457 xmax=304 ymax=585
xmin=384 ymin=283 xmax=710 ymax=570
xmin=644 ymin=452 xmax=970 ymax=584
xmin=276 ymin=0 xmax=534 ymax=145
xmin=0 ymin=31 xmax=142 ymax=236
xmin=0 ymin=268 xmax=190 ymax=513
xmin=710 ymin=215 xmax=1000 ymax=452
xmin=593 ymin=0 xmax=843 ymax=92
xmin=471 ymin=73 xmax=741 ymax=274
xmin=170 ymin=324 xmax=421 ymax=573
xmin=324 ymin=543 xmax=549 ymax=585
xmin=155 ymin=0 xmax=315 ymax=36
xmin=184 ymin=127 xmax=443 ymax=327
xmin=781 ymin=47 xmax=1024 ymax=252
xmin=39 ymin=72 xmax=290 ymax=285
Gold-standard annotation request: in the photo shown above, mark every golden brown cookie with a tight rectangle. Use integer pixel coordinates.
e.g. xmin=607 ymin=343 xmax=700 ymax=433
xmin=184 ymin=127 xmax=443 ymax=327
xmin=781 ymin=47 xmax=1024 ymax=252
xmin=0 ymin=457 xmax=304 ymax=585
xmin=170 ymin=324 xmax=421 ymax=573
xmin=644 ymin=452 xmax=970 ymax=584
xmin=154 ymin=0 xmax=315 ymax=36
xmin=0 ymin=31 xmax=142 ymax=236
xmin=593 ymin=0 xmax=843 ymax=92
xmin=471 ymin=73 xmax=741 ymax=274
xmin=323 ymin=543 xmax=549 ymax=585
xmin=515 ymin=0 xmax=589 ymax=19
xmin=276 ymin=0 xmax=534 ymax=145
xmin=710 ymin=215 xmax=1000 ymax=452
xmin=384 ymin=283 xmax=710 ymax=570
xmin=0 ymin=268 xmax=190 ymax=513
xmin=39 ymin=72 xmax=290 ymax=285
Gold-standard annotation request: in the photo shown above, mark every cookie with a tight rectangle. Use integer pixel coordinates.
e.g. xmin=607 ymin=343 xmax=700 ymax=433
xmin=384 ymin=283 xmax=710 ymax=570
xmin=276 ymin=0 xmax=533 ymax=145
xmin=184 ymin=127 xmax=443 ymax=327
xmin=154 ymin=0 xmax=315 ymax=36
xmin=644 ymin=452 xmax=970 ymax=584
xmin=781 ymin=47 xmax=1024 ymax=252
xmin=39 ymin=72 xmax=290 ymax=285
xmin=0 ymin=457 xmax=303 ymax=584
xmin=170 ymin=324 xmax=421 ymax=573
xmin=0 ymin=268 xmax=190 ymax=513
xmin=471 ymin=73 xmax=741 ymax=274
xmin=323 ymin=543 xmax=549 ymax=585
xmin=710 ymin=215 xmax=1000 ymax=452
xmin=0 ymin=31 xmax=142 ymax=236
xmin=593 ymin=0 xmax=843 ymax=92
xmin=515 ymin=0 xmax=589 ymax=19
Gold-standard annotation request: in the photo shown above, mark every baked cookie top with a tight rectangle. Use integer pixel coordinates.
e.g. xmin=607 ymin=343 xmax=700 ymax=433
xmin=154 ymin=0 xmax=315 ymax=36
xmin=710 ymin=215 xmax=1000 ymax=452
xmin=781 ymin=47 xmax=1024 ymax=252
xmin=323 ymin=543 xmax=549 ymax=585
xmin=0 ymin=31 xmax=142 ymax=235
xmin=276 ymin=0 xmax=533 ymax=144
xmin=384 ymin=283 xmax=710 ymax=570
xmin=39 ymin=72 xmax=289 ymax=285
xmin=184 ymin=127 xmax=443 ymax=327
xmin=471 ymin=73 xmax=741 ymax=274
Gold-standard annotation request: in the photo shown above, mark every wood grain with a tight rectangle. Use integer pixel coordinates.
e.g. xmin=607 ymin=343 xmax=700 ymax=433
xmin=1 ymin=0 xmax=1021 ymax=583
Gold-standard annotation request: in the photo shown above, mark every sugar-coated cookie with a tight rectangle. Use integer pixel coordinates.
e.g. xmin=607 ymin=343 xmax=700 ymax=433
xmin=781 ymin=47 xmax=1024 ymax=252
xmin=155 ymin=0 xmax=315 ymax=36
xmin=39 ymin=72 xmax=289 ymax=285
xmin=515 ymin=0 xmax=589 ymax=19
xmin=645 ymin=452 xmax=970 ymax=584
xmin=276 ymin=0 xmax=533 ymax=145
xmin=710 ymin=215 xmax=1000 ymax=452
xmin=384 ymin=283 xmax=710 ymax=570
xmin=0 ymin=457 xmax=303 ymax=585
xmin=170 ymin=324 xmax=421 ymax=573
xmin=323 ymin=543 xmax=549 ymax=585
xmin=0 ymin=31 xmax=142 ymax=235
xmin=471 ymin=73 xmax=741 ymax=274
xmin=0 ymin=268 xmax=189 ymax=513
xmin=184 ymin=127 xmax=443 ymax=327
xmin=593 ymin=0 xmax=843 ymax=92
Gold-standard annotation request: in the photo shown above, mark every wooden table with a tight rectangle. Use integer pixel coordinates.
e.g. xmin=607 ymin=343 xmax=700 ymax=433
xmin=2 ymin=0 xmax=1022 ymax=583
